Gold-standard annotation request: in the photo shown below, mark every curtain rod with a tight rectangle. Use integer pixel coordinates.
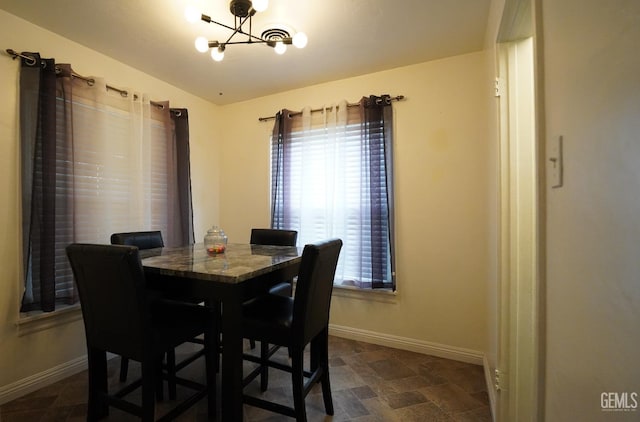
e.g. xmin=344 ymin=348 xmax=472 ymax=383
xmin=5 ymin=48 xmax=179 ymax=114
xmin=257 ymin=95 xmax=405 ymax=122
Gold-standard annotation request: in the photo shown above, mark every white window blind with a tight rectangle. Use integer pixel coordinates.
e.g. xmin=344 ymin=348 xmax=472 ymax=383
xmin=51 ymin=88 xmax=172 ymax=304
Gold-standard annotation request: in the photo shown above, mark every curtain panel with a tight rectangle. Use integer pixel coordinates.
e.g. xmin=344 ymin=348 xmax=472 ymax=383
xmin=172 ymin=109 xmax=195 ymax=245
xmin=18 ymin=53 xmax=193 ymax=312
xmin=361 ymin=95 xmax=396 ymax=289
xmin=270 ymin=95 xmax=396 ymax=290
xmin=19 ymin=54 xmax=61 ymax=311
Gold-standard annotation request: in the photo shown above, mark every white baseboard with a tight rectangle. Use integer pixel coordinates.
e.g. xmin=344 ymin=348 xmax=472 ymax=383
xmin=328 ymin=323 xmax=484 ymax=365
xmin=0 ymin=355 xmax=88 ymax=405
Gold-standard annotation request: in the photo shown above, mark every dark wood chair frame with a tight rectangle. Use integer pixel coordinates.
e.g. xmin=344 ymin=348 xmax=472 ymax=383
xmin=66 ymin=243 xmax=216 ymax=421
xmin=241 ymin=239 xmax=342 ymax=422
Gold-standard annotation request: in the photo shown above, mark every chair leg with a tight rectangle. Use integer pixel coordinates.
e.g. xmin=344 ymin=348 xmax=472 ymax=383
xmin=204 ymin=321 xmax=217 ymax=420
xmin=260 ymin=341 xmax=269 ymax=392
xmin=156 ymin=356 xmax=164 ymax=402
xmin=212 ymin=300 xmax=222 ymax=372
xmin=166 ymin=349 xmax=177 ymax=400
xmin=87 ymin=347 xmax=109 ymax=421
xmin=291 ymin=348 xmax=307 ymax=422
xmin=119 ymin=357 xmax=129 ymax=382
xmin=318 ymin=331 xmax=334 ymax=415
xmin=141 ymin=361 xmax=157 ymax=422
xmin=310 ymin=337 xmax=319 ymax=373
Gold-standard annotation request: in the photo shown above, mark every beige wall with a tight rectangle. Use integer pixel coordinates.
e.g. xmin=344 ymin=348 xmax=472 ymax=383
xmin=542 ymin=0 xmax=640 ymax=420
xmin=0 ymin=10 xmax=220 ymax=396
xmin=218 ymin=52 xmax=492 ymax=353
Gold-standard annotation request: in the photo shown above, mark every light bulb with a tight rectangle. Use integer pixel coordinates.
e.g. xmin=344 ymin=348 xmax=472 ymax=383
xmin=292 ymin=32 xmax=308 ymax=48
xmin=274 ymin=41 xmax=287 ymax=55
xmin=184 ymin=6 xmax=200 ymax=23
xmin=195 ymin=37 xmax=209 ymax=53
xmin=211 ymin=48 xmax=225 ymax=62
xmin=252 ymin=0 xmax=268 ymax=12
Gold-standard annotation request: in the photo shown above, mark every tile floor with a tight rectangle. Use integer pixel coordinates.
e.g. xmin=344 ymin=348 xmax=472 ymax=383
xmin=1 ymin=336 xmax=492 ymax=421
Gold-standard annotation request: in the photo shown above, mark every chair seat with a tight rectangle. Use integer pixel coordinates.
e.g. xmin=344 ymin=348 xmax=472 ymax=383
xmin=103 ymin=300 xmax=211 ymax=365
xmin=243 ymin=294 xmax=293 ymax=346
xmin=268 ymin=281 xmax=293 ymax=296
xmin=150 ymin=299 xmax=211 ymax=355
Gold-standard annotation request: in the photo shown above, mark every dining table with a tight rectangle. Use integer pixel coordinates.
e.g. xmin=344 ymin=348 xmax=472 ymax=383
xmin=140 ymin=242 xmax=302 ymax=421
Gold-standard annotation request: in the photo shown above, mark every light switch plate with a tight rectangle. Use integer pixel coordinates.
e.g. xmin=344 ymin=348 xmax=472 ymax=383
xmin=549 ymin=136 xmax=563 ymax=188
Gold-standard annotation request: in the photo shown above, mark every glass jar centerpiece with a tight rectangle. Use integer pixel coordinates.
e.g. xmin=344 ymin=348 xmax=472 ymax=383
xmin=204 ymin=226 xmax=227 ymax=255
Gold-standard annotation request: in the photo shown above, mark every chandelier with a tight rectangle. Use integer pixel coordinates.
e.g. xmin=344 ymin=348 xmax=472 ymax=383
xmin=185 ymin=0 xmax=308 ymax=62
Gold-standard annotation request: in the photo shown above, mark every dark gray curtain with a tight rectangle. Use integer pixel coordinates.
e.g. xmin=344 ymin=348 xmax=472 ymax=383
xmin=270 ymin=109 xmax=294 ymax=230
xmin=360 ymin=95 xmax=396 ymax=290
xmin=20 ymin=54 xmax=75 ymax=311
xmin=171 ymin=108 xmax=195 ymax=245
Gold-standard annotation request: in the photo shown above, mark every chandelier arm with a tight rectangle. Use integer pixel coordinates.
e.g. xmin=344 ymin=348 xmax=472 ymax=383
xmin=201 ymin=14 xmax=237 ymax=33
xmin=224 ymin=14 xmax=249 ymax=44
xmin=222 ymin=14 xmax=265 ymax=45
xmin=201 ymin=13 xmax=265 ymax=43
xmin=222 ymin=40 xmax=269 ymax=45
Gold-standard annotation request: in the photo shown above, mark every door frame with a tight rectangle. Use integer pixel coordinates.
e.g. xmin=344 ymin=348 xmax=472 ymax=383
xmin=494 ymin=0 xmax=544 ymax=420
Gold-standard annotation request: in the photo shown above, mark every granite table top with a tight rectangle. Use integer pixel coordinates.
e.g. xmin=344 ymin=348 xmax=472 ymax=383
xmin=140 ymin=242 xmax=302 ymax=284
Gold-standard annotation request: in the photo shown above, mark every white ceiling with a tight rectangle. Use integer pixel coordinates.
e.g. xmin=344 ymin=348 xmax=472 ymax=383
xmin=0 ymin=0 xmax=491 ymax=105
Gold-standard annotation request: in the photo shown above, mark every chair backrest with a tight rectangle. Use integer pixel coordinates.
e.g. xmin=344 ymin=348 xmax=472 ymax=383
xmin=292 ymin=239 xmax=342 ymax=345
xmin=110 ymin=231 xmax=164 ymax=250
xmin=250 ymin=228 xmax=298 ymax=246
xmin=66 ymin=243 xmax=149 ymax=359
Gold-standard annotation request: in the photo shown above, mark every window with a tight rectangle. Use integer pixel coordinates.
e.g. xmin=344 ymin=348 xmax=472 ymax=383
xmin=270 ymin=96 xmax=396 ymax=290
xmin=19 ymin=55 xmax=193 ymax=312
xmin=46 ymin=94 xmax=172 ymax=307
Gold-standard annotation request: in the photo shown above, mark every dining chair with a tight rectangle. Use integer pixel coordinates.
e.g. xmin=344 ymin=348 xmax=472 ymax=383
xmin=110 ymin=231 xmax=165 ymax=383
xmin=110 ymin=230 xmax=208 ymax=400
xmin=241 ymin=239 xmax=343 ymax=422
xmin=250 ymin=228 xmax=298 ymax=296
xmin=248 ymin=228 xmax=298 ymax=351
xmin=66 ymin=243 xmax=216 ymax=422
